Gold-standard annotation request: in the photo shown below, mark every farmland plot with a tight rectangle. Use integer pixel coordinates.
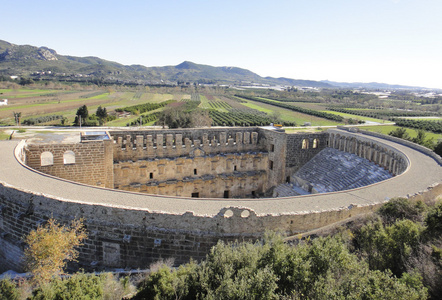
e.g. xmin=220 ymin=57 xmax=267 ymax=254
xmin=240 ymin=99 xmax=342 ymax=126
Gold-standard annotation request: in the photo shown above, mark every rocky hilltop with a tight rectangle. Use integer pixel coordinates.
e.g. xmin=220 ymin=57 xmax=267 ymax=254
xmin=0 ymin=42 xmax=58 ymax=62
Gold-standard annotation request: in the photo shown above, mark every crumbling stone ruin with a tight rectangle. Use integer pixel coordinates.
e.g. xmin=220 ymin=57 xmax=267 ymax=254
xmin=0 ymin=126 xmax=440 ymax=271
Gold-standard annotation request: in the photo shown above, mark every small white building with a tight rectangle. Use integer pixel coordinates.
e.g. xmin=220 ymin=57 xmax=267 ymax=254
xmin=0 ymin=99 xmax=7 ymax=106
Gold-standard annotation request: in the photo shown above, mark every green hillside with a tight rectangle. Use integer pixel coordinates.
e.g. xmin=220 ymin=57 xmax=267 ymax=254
xmin=0 ymin=39 xmax=332 ymax=87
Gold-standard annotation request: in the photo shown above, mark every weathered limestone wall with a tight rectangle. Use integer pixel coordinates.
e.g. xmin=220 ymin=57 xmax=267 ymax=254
xmin=0 ymin=181 xmax=386 ymax=272
xmin=259 ymin=129 xmax=287 ymax=188
xmin=25 ymin=141 xmax=114 ymax=188
xmin=285 ymin=132 xmax=329 ymax=176
xmin=114 ymin=152 xmax=268 ymax=198
xmin=110 ymin=128 xmax=263 ymax=162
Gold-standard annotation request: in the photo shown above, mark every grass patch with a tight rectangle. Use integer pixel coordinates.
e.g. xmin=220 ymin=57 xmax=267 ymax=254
xmin=0 ymin=89 xmax=66 ymax=98
xmin=199 ymin=95 xmax=209 ymax=109
xmin=0 ymin=130 xmax=11 ymax=140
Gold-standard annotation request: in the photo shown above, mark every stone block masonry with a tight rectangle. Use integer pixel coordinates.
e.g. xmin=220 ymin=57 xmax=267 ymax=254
xmin=284 ymin=132 xmax=329 ymax=176
xmin=0 ymin=181 xmax=383 ymax=272
xmin=110 ymin=128 xmax=271 ymax=197
xmin=0 ymin=127 xmax=440 ymax=272
xmin=25 ymin=140 xmax=114 ymax=188
xmin=114 ymin=152 xmax=269 ymax=198
xmin=111 ymin=127 xmax=262 ymax=162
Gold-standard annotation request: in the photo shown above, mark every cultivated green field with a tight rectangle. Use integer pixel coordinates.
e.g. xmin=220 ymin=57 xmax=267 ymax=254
xmin=2 ymin=86 xmax=440 ymax=137
xmin=241 ymin=99 xmax=343 ymax=126
xmin=0 ymin=88 xmax=71 ymax=98
xmin=321 ymin=110 xmax=386 ymax=123
xmin=356 ymin=125 xmax=442 ymax=141
xmin=0 ymin=87 xmax=185 ymax=126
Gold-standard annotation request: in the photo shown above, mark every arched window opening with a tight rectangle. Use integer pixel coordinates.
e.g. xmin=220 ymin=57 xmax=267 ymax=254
xmin=302 ymin=139 xmax=309 ymax=149
xmin=41 ymin=151 xmax=53 ymax=166
xmin=313 ymin=139 xmax=319 ymax=149
xmin=63 ymin=150 xmax=75 ymax=164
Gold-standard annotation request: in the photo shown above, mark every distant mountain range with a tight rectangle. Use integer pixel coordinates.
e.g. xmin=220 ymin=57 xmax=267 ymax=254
xmin=0 ymin=40 xmax=428 ymax=90
xmin=320 ymin=80 xmax=425 ymax=90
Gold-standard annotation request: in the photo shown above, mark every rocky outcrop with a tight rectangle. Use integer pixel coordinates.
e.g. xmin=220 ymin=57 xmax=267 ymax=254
xmin=0 ymin=44 xmax=58 ymax=61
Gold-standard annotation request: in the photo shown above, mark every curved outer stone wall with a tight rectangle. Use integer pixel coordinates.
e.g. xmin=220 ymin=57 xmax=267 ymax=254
xmin=0 ymin=128 xmax=440 ymax=272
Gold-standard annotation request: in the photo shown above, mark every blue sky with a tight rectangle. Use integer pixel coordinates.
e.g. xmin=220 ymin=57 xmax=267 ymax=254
xmin=2 ymin=0 xmax=441 ymax=88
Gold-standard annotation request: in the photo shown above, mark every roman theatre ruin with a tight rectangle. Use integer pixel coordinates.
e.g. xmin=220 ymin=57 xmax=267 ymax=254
xmin=0 ymin=126 xmax=441 ymax=271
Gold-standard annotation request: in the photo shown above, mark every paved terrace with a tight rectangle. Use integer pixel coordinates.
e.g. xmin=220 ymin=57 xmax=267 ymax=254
xmin=0 ymin=129 xmax=441 ymax=217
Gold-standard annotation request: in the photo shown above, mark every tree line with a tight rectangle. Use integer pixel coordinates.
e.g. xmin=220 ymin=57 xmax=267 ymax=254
xmin=209 ymin=110 xmax=296 ymax=127
xmin=22 ymin=115 xmax=64 ymax=126
xmin=115 ymin=100 xmax=175 ymax=115
xmin=392 ymin=119 xmax=442 ymax=134
xmin=328 ymin=107 xmax=437 ymax=120
xmin=74 ymin=105 xmax=115 ymax=126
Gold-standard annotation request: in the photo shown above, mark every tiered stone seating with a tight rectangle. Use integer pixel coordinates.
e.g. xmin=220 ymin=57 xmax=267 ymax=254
xmin=291 ymin=148 xmax=392 ymax=194
xmin=272 ymin=183 xmax=310 ymax=197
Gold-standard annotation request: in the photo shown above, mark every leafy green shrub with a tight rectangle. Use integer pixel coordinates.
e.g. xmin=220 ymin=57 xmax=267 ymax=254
xmin=312 ymin=269 xmax=427 ymax=300
xmin=84 ymin=119 xmax=98 ymax=126
xmin=425 ymin=202 xmax=442 ymax=239
xmin=31 ymin=272 xmax=134 ymax=300
xmin=358 ymin=218 xmax=423 ymax=276
xmin=31 ymin=272 xmax=103 ymax=300
xmin=389 ymin=127 xmax=410 ymax=140
xmin=135 ymin=263 xmax=198 ymax=300
xmin=378 ymin=197 xmax=426 ymax=224
xmin=135 ymin=234 xmax=427 ymax=299
xmin=0 ymin=277 xmax=21 ymax=300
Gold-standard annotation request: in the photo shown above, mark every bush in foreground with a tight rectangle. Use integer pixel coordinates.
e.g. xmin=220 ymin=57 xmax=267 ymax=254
xmin=135 ymin=234 xmax=427 ymax=299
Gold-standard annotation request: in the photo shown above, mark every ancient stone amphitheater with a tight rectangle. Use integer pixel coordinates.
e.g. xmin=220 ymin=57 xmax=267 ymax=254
xmin=0 ymin=126 xmax=441 ymax=272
